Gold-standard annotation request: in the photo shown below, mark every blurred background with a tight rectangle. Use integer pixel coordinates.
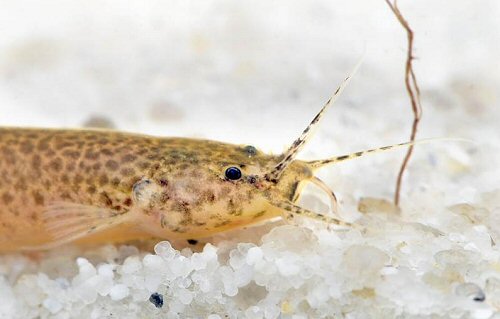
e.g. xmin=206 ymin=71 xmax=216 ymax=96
xmin=0 ymin=0 xmax=498 ymax=207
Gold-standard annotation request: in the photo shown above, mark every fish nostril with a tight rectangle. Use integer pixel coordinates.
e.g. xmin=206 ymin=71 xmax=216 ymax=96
xmin=247 ymin=175 xmax=257 ymax=184
xmin=158 ymin=178 xmax=168 ymax=187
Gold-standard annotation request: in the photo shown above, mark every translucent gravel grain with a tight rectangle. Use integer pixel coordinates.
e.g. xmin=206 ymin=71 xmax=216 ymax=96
xmin=109 ymin=284 xmax=130 ymax=301
xmin=42 ymin=297 xmax=62 ymax=314
xmin=246 ymin=247 xmax=263 ymax=265
xmin=121 ymin=256 xmax=142 ymax=274
xmin=154 ymin=241 xmax=177 ymax=259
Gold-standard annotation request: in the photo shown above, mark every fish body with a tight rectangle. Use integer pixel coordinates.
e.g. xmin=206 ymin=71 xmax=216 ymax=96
xmin=0 ymin=62 xmax=417 ymax=251
xmin=0 ymin=128 xmax=309 ymax=251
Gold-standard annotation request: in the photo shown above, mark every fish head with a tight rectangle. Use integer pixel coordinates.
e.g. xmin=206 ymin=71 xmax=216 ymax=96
xmin=130 ymin=141 xmax=316 ymax=238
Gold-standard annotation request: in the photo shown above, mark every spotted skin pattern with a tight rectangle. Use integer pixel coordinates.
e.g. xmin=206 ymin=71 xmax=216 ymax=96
xmin=0 ymin=128 xmax=316 ymax=251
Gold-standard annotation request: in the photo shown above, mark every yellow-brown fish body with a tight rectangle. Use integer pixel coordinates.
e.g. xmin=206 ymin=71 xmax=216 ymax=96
xmin=1 ymin=64 xmax=413 ymax=251
xmin=0 ymin=128 xmax=312 ymax=251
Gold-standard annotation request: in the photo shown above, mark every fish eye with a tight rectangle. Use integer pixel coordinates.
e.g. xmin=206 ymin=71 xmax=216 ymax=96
xmin=225 ymin=167 xmax=242 ymax=180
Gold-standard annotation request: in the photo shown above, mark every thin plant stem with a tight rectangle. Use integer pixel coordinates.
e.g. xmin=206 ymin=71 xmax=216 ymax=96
xmin=384 ymin=0 xmax=423 ymax=206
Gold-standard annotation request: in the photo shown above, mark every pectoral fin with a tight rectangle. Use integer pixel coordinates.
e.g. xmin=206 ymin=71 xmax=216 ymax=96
xmin=24 ymin=202 xmax=130 ymax=250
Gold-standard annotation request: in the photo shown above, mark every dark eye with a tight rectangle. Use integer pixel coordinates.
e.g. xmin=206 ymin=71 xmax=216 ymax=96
xmin=225 ymin=167 xmax=242 ymax=180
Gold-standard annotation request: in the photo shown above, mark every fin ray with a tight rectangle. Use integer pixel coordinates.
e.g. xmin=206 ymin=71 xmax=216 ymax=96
xmin=23 ymin=202 xmax=129 ymax=250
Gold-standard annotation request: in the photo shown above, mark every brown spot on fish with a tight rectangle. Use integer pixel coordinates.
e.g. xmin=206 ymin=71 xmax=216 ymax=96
xmin=14 ymin=177 xmax=27 ymax=191
xmin=98 ymin=174 xmax=109 ymax=186
xmin=49 ymin=158 xmax=63 ymax=172
xmin=37 ymin=139 xmax=50 ymax=151
xmin=84 ymin=150 xmax=100 ymax=160
xmin=19 ymin=141 xmax=34 ymax=154
xmin=45 ymin=149 xmax=56 ymax=157
xmin=158 ymin=178 xmax=168 ymax=187
xmin=101 ymin=148 xmax=113 ymax=156
xmin=66 ymin=162 xmax=76 ymax=171
xmin=2 ymin=192 xmax=13 ymax=204
xmin=2 ymin=147 xmax=15 ymax=165
xmin=87 ymin=185 xmax=97 ymax=194
xmin=138 ymin=161 xmax=150 ymax=170
xmin=97 ymin=138 xmax=110 ymax=145
xmin=60 ymin=174 xmax=70 ymax=184
xmin=62 ymin=149 xmax=80 ymax=159
xmin=73 ymin=174 xmax=84 ymax=185
xmin=55 ymin=141 xmax=73 ymax=150
xmin=105 ymin=160 xmax=119 ymax=171
xmin=120 ymin=167 xmax=135 ymax=176
xmin=25 ymin=132 xmax=38 ymax=139
xmin=121 ymin=154 xmax=137 ymax=163
xmin=1 ymin=146 xmax=10 ymax=155
xmin=32 ymin=190 xmax=44 ymax=205
xmin=173 ymin=201 xmax=190 ymax=214
xmin=123 ymin=197 xmax=132 ymax=207
xmin=100 ymin=192 xmax=113 ymax=207
xmin=200 ymin=190 xmax=216 ymax=203
xmin=111 ymin=177 xmax=120 ymax=186
xmin=30 ymin=212 xmax=38 ymax=222
xmin=31 ymin=154 xmax=42 ymax=170
xmin=61 ymin=191 xmax=71 ymax=200
xmin=179 ymin=212 xmax=193 ymax=226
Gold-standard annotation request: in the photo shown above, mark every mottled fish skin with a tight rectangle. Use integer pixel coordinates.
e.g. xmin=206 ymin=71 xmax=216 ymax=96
xmin=0 ymin=128 xmax=311 ymax=251
xmin=0 ymin=62 xmax=370 ymax=252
